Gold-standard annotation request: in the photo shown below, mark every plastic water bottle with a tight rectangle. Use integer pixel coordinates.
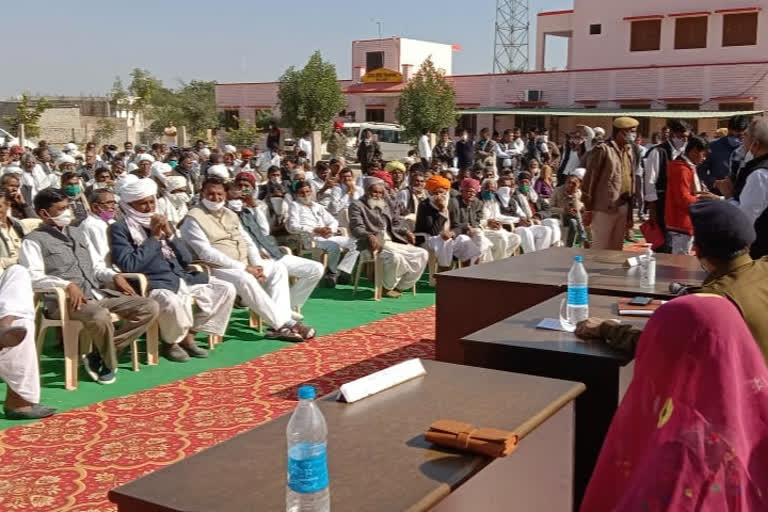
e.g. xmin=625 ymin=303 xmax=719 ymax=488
xmin=564 ymin=256 xmax=589 ymax=328
xmin=287 ymin=385 xmax=330 ymax=512
xmin=640 ymin=245 xmax=656 ymax=289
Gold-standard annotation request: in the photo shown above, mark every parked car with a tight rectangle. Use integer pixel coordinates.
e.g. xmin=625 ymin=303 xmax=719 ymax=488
xmin=341 ymin=122 xmax=413 ymax=162
xmin=0 ymin=128 xmax=36 ymax=149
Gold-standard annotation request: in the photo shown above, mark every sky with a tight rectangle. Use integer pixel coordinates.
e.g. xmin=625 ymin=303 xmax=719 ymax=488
xmin=1 ymin=0 xmax=572 ymax=98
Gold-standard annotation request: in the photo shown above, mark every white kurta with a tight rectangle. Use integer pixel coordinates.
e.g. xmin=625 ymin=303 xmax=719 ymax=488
xmin=287 ymin=201 xmax=359 ymax=275
xmin=377 ymin=242 xmax=429 ymax=291
xmin=0 ymin=265 xmax=40 ymax=403
xmin=424 ymin=234 xmax=481 ymax=267
xmin=150 ymin=277 xmax=236 ymax=344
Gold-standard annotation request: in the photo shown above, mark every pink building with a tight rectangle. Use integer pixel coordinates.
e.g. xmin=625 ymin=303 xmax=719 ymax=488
xmin=216 ymin=1 xmax=766 ymax=142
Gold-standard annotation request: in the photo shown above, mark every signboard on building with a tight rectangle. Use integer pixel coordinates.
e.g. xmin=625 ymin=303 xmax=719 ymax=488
xmin=362 ymin=68 xmax=404 ymax=83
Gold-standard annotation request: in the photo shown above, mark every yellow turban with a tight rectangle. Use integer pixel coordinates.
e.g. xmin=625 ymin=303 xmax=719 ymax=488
xmin=425 ymin=175 xmax=451 ymax=193
xmin=385 ymin=160 xmax=406 ymax=173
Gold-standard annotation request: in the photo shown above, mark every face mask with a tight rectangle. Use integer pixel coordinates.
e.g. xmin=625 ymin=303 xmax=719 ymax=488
xmin=726 ymin=136 xmax=742 ymax=147
xmin=270 ymin=197 xmax=284 ymax=212
xmin=462 ymin=134 xmax=468 ymax=141
xmin=93 ymin=182 xmax=112 ymax=190
xmin=171 ymin=191 xmax=190 ymax=204
xmin=671 ymin=137 xmax=685 ymax=149
xmin=201 ymin=198 xmax=225 ymax=211
xmin=240 ymin=188 xmax=253 ymax=197
xmin=227 ymin=199 xmax=243 ymax=212
xmin=297 ymin=195 xmax=313 ymax=206
xmin=519 ymin=185 xmax=531 ymax=194
xmin=481 ymin=191 xmax=494 ymax=201
xmin=98 ymin=210 xmax=115 ymax=222
xmin=624 ymin=132 xmax=637 ymax=144
xmin=168 ymin=160 xmax=178 ymax=168
xmin=541 ymin=136 xmax=548 ymax=143
xmin=49 ymin=209 xmax=73 ymax=227
xmin=269 ymin=176 xmax=281 ymax=184
xmin=64 ymin=184 xmax=81 ymax=197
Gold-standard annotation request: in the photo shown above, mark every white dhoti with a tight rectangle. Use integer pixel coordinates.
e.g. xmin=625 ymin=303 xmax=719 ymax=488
xmin=0 ymin=266 xmax=40 ymax=403
xmin=278 ymin=253 xmax=324 ymax=308
xmin=423 ymin=234 xmax=482 ymax=267
xmin=212 ymin=259 xmax=294 ymax=330
xmin=149 ymin=277 xmax=237 ymax=344
xmin=314 ymin=236 xmax=359 ymax=275
xmin=378 ymin=242 xmax=429 ymax=291
xmin=516 ymin=225 xmax=553 ymax=253
xmin=483 ymin=229 xmax=522 ymax=260
xmin=541 ymin=218 xmax=562 ymax=247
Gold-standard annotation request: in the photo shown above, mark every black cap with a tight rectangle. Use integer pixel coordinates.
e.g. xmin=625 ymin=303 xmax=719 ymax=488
xmin=690 ymin=200 xmax=756 ymax=259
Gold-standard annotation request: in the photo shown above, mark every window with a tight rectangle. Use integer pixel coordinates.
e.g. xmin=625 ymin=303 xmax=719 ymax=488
xmin=666 ymin=103 xmax=700 ymax=111
xmin=675 ymin=16 xmax=708 ymax=49
xmin=219 ymin=110 xmax=239 ymax=130
xmin=619 ymin=104 xmax=651 ymax=110
xmin=366 ymin=51 xmax=384 ymax=72
xmin=719 ymin=102 xmax=755 ymax=111
xmin=365 ymin=108 xmax=385 ymax=122
xmin=630 ymin=19 xmax=662 ymax=51
xmin=589 ymin=24 xmax=602 ymax=35
xmin=516 ymin=115 xmax=546 ymax=134
xmin=583 ymin=105 xmax=598 ymax=109
xmin=455 ymin=114 xmax=477 ymax=136
xmin=723 ymin=13 xmax=758 ymax=47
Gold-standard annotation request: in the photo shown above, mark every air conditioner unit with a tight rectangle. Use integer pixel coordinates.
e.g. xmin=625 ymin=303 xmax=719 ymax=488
xmin=524 ymin=89 xmax=544 ymax=102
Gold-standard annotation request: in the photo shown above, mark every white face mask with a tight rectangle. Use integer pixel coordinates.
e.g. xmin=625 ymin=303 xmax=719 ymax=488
xmin=49 ymin=208 xmax=74 ymax=227
xmin=625 ymin=132 xmax=638 ymax=144
xmin=671 ymin=137 xmax=686 ymax=149
xmin=270 ymin=197 xmax=284 ymax=212
xmin=297 ymin=195 xmax=313 ymax=206
xmin=201 ymin=198 xmax=225 ymax=212
xmin=227 ymin=199 xmax=243 ymax=212
xmin=462 ymin=134 xmax=468 ymax=141
xmin=171 ymin=192 xmax=190 ymax=205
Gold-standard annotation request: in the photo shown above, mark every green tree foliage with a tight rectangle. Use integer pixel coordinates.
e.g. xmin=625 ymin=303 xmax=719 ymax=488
xmin=224 ymin=119 xmax=262 ymax=148
xmin=278 ymin=52 xmax=346 ymax=138
xmin=93 ymin=118 xmax=117 ymax=144
xmin=110 ymin=76 xmax=128 ymax=103
xmin=396 ymin=58 xmax=457 ymax=140
xmin=128 ymin=68 xmax=164 ymax=112
xmin=3 ymin=93 xmax=51 ymax=138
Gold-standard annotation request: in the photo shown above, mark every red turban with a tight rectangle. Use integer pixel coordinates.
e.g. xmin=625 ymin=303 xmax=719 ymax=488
xmin=235 ymin=171 xmax=256 ymax=186
xmin=9 ymin=145 xmax=24 ymax=155
xmin=371 ymin=170 xmax=394 ymax=189
xmin=241 ymin=149 xmax=254 ymax=159
xmin=460 ymin=178 xmax=481 ymax=191
xmin=334 ymin=121 xmax=344 ymax=130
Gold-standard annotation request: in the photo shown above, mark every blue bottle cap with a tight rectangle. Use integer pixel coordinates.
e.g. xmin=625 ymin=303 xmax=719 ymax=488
xmin=574 ymin=256 xmax=583 ymax=262
xmin=298 ymin=385 xmax=316 ymax=400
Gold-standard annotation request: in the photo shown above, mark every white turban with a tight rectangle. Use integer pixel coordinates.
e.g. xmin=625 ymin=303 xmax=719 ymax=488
xmin=2 ymin=165 xmax=22 ymax=176
xmin=165 ymin=175 xmax=188 ymax=192
xmin=55 ymin=154 xmax=76 ymax=166
xmin=151 ymin=161 xmax=172 ymax=177
xmin=593 ymin=127 xmax=606 ymax=137
xmin=127 ymin=162 xmax=139 ymax=173
xmin=199 ymin=148 xmax=211 ymax=158
xmin=223 ymin=144 xmax=237 ymax=154
xmin=63 ymin=142 xmax=78 ymax=153
xmin=571 ymin=167 xmax=586 ymax=180
xmin=117 ymin=175 xmax=158 ymax=203
xmin=363 ymin=176 xmax=384 ymax=189
xmin=137 ymin=154 xmax=155 ymax=163
xmin=207 ymin=164 xmax=229 ymax=179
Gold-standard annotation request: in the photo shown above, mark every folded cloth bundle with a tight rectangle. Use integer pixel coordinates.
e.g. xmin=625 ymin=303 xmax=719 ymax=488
xmin=425 ymin=419 xmax=518 ymax=458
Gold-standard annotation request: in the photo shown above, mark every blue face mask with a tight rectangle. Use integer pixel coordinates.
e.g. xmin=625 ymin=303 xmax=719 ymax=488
xmin=728 ymin=136 xmax=743 ymax=147
xmin=481 ymin=191 xmax=494 ymax=201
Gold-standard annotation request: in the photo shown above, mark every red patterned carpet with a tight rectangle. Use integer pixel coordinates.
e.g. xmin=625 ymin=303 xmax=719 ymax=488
xmin=0 ymin=307 xmax=435 ymax=512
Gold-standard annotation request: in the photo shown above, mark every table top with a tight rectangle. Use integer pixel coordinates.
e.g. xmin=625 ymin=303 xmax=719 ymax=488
xmin=109 ymin=361 xmax=584 ymax=512
xmin=462 ymin=293 xmax=648 ymax=366
xmin=437 ymin=247 xmax=705 ymax=298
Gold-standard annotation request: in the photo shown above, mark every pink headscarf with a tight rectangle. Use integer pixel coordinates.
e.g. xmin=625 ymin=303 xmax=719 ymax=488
xmin=460 ymin=178 xmax=480 ymax=191
xmin=581 ymin=294 xmax=768 ymax=511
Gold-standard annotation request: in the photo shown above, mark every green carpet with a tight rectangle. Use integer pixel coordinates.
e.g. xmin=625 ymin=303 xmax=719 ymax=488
xmin=0 ymin=279 xmax=435 ymax=430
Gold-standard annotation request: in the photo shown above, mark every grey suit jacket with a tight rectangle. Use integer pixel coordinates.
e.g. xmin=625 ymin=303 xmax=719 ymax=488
xmin=348 ymin=196 xmax=411 ymax=251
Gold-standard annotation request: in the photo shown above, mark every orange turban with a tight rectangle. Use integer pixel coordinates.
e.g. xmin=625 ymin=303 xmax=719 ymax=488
xmin=425 ymin=175 xmax=451 ymax=193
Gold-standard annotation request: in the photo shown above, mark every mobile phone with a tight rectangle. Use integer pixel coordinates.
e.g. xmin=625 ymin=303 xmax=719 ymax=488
xmin=629 ymin=296 xmax=652 ymax=306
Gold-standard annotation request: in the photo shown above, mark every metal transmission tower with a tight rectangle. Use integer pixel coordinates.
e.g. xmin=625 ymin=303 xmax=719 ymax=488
xmin=493 ymin=0 xmax=530 ymax=73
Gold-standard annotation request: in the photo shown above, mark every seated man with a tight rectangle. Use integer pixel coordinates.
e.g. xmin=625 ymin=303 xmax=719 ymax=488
xmin=415 ymin=175 xmax=482 ymax=270
xmin=0 ymin=192 xmax=24 ymax=270
xmin=20 ymin=188 xmax=159 ymax=384
xmin=576 ymin=200 xmax=768 ymax=361
xmin=386 ymin=160 xmax=408 ymax=192
xmin=448 ymin=178 xmax=494 ymax=263
xmin=478 ymin=179 xmax=522 ymax=260
xmin=60 ymin=171 xmax=90 ymax=226
xmin=396 ymin=171 xmax=427 ymax=217
xmin=0 ymin=174 xmax=36 ymax=219
xmin=349 ymin=177 xmax=429 ymax=298
xmin=111 ymin=177 xmax=237 ymax=362
xmin=80 ymin=189 xmax=118 ymax=263
xmin=517 ymin=171 xmax=562 ymax=245
xmin=327 ymin=167 xmax=363 ymax=227
xmin=0 ymin=265 xmax=56 ymax=419
xmin=156 ymin=175 xmax=190 ymax=228
xmin=226 ymin=180 xmax=323 ymax=310
xmin=180 ymin=176 xmax=315 ymax=342
xmin=260 ymin=166 xmax=291 ymax=235
xmin=287 ymin=181 xmax=359 ymax=288
xmin=309 ymin=161 xmax=336 ymax=207
xmin=551 ymin=170 xmax=588 ymax=247
xmin=496 ymin=175 xmax=555 ymax=253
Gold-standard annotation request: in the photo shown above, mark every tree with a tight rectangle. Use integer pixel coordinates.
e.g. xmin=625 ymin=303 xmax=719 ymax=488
xmin=224 ymin=119 xmax=262 ymax=148
xmin=3 ymin=93 xmax=51 ymax=138
xmin=127 ymin=68 xmax=164 ymax=112
xmin=278 ymin=51 xmax=346 ymax=138
xmin=110 ymin=76 xmax=128 ymax=103
xmin=93 ymin=118 xmax=117 ymax=144
xmin=396 ymin=57 xmax=457 ymax=140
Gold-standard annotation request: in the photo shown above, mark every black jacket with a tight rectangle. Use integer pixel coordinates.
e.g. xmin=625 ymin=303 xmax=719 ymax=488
xmin=734 ymin=153 xmax=768 ymax=259
xmin=414 ymin=198 xmax=449 ymax=244
xmin=449 ymin=197 xmax=483 ymax=235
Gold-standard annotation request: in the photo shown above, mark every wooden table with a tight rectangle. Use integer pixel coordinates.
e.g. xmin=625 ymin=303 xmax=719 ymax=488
xmin=461 ymin=293 xmax=649 ymax=509
xmin=109 ymin=361 xmax=585 ymax=512
xmin=436 ymin=246 xmax=703 ymax=364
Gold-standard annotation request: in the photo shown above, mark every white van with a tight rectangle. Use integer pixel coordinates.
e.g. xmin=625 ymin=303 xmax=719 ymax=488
xmin=340 ymin=122 xmax=413 ymax=162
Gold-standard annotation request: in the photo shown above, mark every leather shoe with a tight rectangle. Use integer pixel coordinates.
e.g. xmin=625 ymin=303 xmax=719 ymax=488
xmin=181 ymin=343 xmax=209 ymax=359
xmin=5 ymin=404 xmax=57 ymax=420
xmin=163 ymin=343 xmax=190 ymax=362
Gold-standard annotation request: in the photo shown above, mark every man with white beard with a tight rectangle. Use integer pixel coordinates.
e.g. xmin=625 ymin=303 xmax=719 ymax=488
xmin=414 ymin=175 xmax=483 ymax=270
xmin=495 ymin=175 xmax=555 ymax=253
xmin=287 ymin=181 xmax=359 ymax=288
xmin=348 ymin=177 xmax=428 ymax=298
xmin=479 ymin=179 xmax=522 ymax=260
